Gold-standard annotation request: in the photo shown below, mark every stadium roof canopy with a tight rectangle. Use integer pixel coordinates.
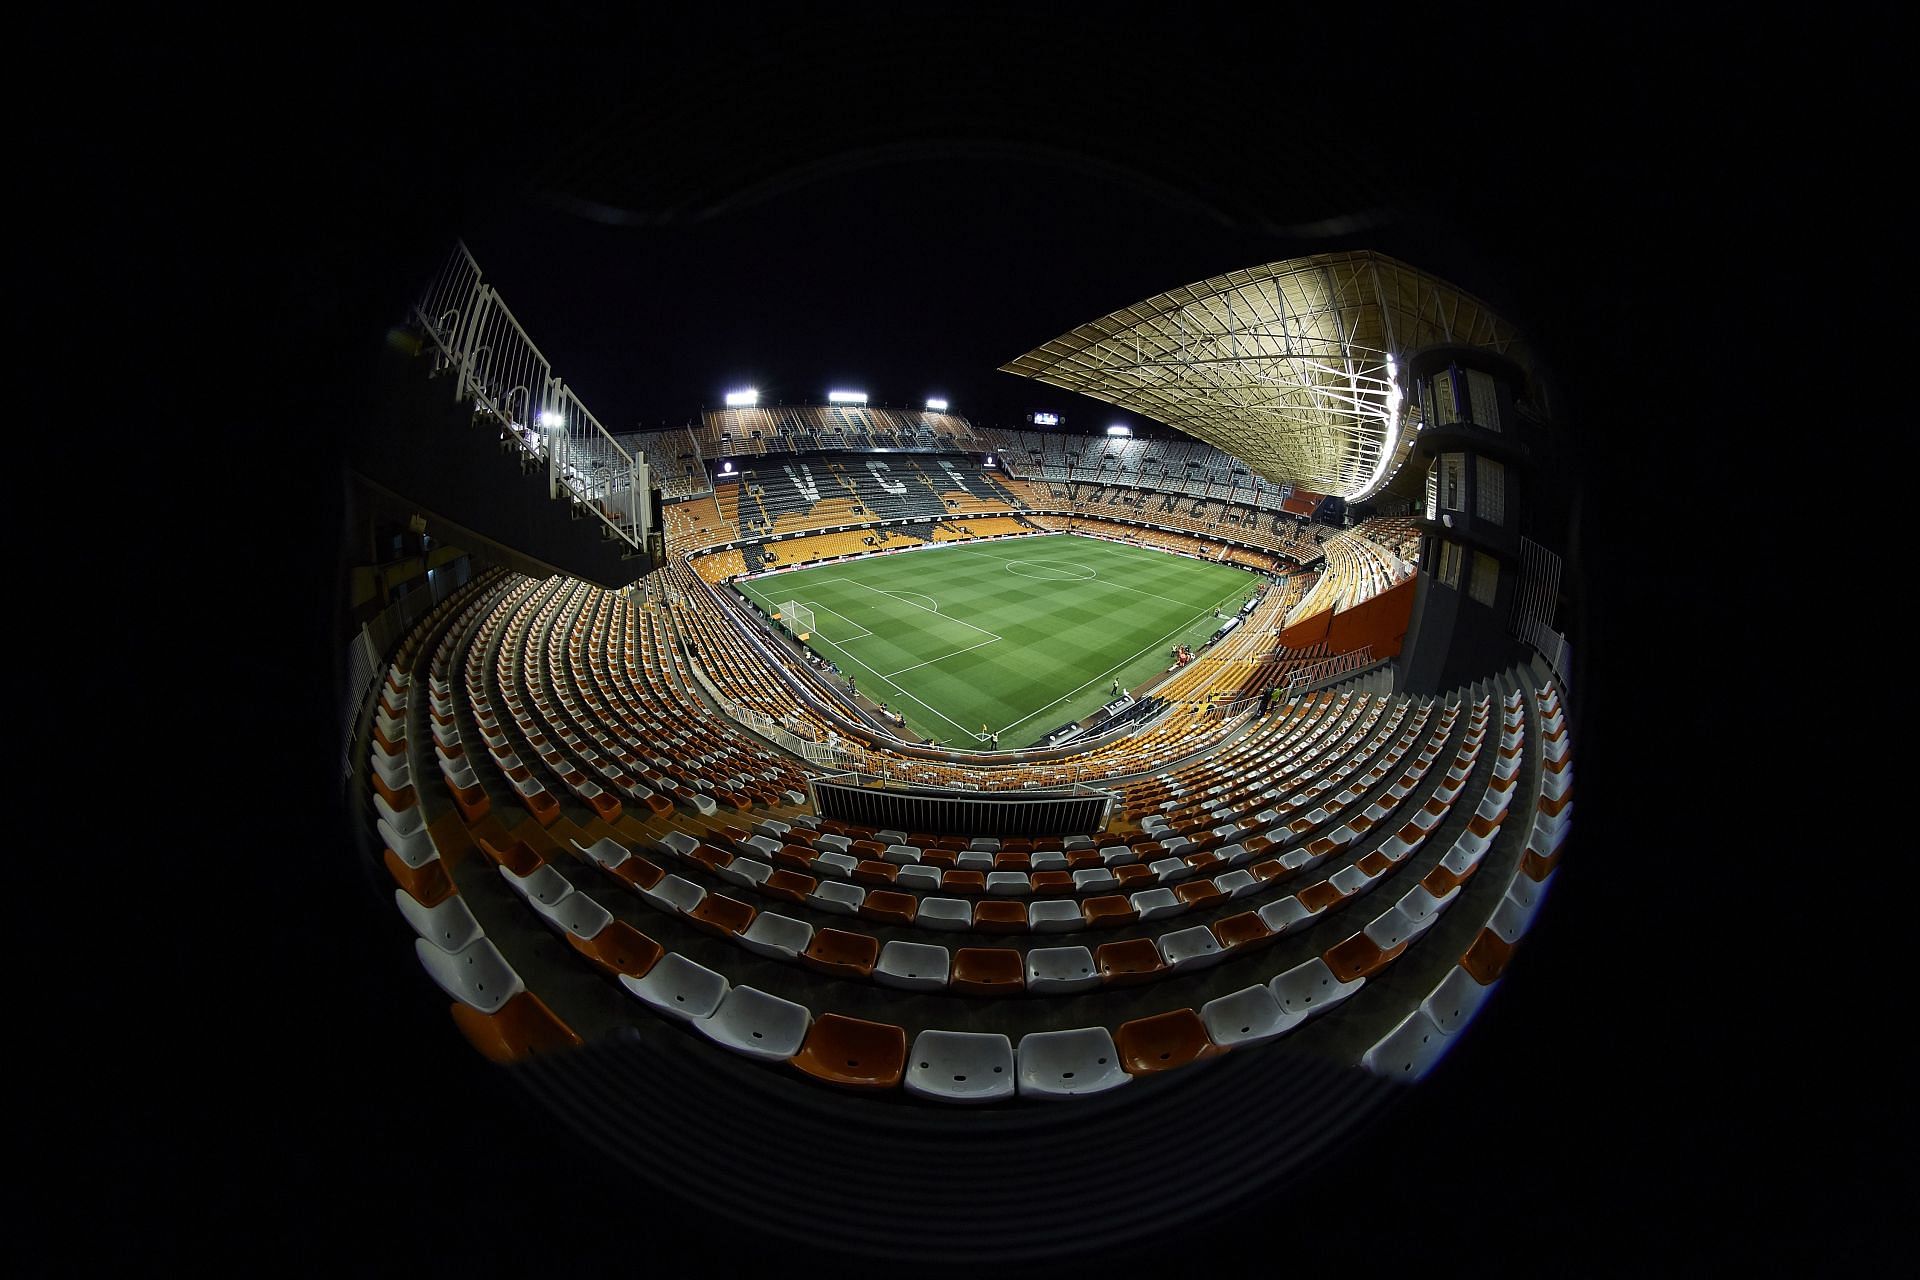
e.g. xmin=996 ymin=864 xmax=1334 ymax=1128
xmin=1000 ymin=250 xmax=1535 ymax=503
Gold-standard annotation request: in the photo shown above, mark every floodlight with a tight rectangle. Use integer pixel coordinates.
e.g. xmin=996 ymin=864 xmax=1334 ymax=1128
xmin=1106 ymin=424 xmax=1132 ymax=437
xmin=926 ymin=398 xmax=948 ymax=411
xmin=827 ymin=390 xmax=868 ymax=404
xmin=538 ymin=411 xmax=564 ymax=428
xmin=724 ymin=388 xmax=759 ymax=407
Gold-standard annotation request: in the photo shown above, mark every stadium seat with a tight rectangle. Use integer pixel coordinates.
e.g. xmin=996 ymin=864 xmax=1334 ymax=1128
xmin=792 ymin=1014 xmax=908 ymax=1090
xmin=565 ymin=919 xmax=665 ymax=979
xmin=874 ymin=940 xmax=951 ymax=991
xmin=620 ymin=952 xmax=729 ymax=1022
xmin=1361 ymin=1009 xmax=1450 ymax=1082
xmin=394 ymin=889 xmax=483 ymax=954
xmin=695 ymin=985 xmax=813 ymax=1062
xmin=415 ymin=937 xmax=524 ymax=1014
xmin=449 ymin=992 xmax=582 ymax=1064
xmin=1269 ymin=957 xmax=1364 ymax=1020
xmin=1095 ymin=937 xmax=1167 ymax=985
xmin=1157 ymin=925 xmax=1226 ymax=972
xmin=801 ymin=928 xmax=881 ymax=979
xmin=951 ymin=947 xmax=1025 ymax=995
xmin=1114 ymin=1008 xmax=1226 ymax=1075
xmin=1200 ymin=985 xmax=1297 ymax=1048
xmin=1422 ymin=965 xmax=1499 ymax=1035
xmin=905 ymin=1030 xmax=1016 ymax=1104
xmin=1026 ymin=945 xmax=1100 ymax=995
xmin=1016 ymin=1027 xmax=1132 ymax=1100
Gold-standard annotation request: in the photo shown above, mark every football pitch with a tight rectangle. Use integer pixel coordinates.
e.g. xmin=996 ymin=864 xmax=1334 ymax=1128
xmin=733 ymin=533 xmax=1264 ymax=748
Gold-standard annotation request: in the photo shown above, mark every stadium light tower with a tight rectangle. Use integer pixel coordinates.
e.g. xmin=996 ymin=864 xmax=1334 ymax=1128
xmin=828 ymin=390 xmax=868 ymax=404
xmin=1106 ymin=423 xmax=1132 ymax=437
xmin=926 ymin=397 xmax=949 ymax=411
xmin=724 ymin=388 xmax=759 ymax=407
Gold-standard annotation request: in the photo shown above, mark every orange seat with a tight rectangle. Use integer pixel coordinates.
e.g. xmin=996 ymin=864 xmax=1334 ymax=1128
xmin=1356 ymin=849 xmax=1394 ymax=879
xmin=950 ymin=947 xmax=1024 ymax=995
xmin=1519 ymin=845 xmax=1560 ymax=882
xmin=687 ymin=844 xmax=733 ymax=875
xmin=1460 ymin=927 xmax=1515 ymax=985
xmin=686 ymin=892 xmax=757 ymax=938
xmin=1114 ymin=1008 xmax=1225 ymax=1075
xmin=449 ymin=992 xmax=582 ymax=1064
xmin=1174 ymin=880 xmax=1225 ymax=909
xmin=1113 ymin=863 xmax=1155 ymax=888
xmin=920 ymin=848 xmax=958 ymax=869
xmin=1210 ymin=910 xmax=1273 ymax=952
xmin=992 ymin=852 xmax=1032 ymax=872
xmin=477 ymin=835 xmax=544 ymax=877
xmin=773 ymin=845 xmax=816 ymax=872
xmin=1422 ymin=861 xmax=1471 ymax=896
xmin=385 ymin=849 xmax=455 ymax=907
xmin=1065 ymin=849 xmax=1102 ymax=870
xmin=972 ymin=900 xmax=1028 ymax=933
xmin=791 ymin=1014 xmax=907 ymax=1090
xmin=852 ymin=859 xmax=897 ymax=886
xmin=859 ymin=890 xmax=917 ymax=925
xmin=1249 ymin=858 xmax=1288 ymax=883
xmin=1030 ymin=870 xmax=1075 ymax=894
xmin=372 ymin=774 xmax=417 ymax=810
xmin=942 ymin=870 xmax=987 ymax=894
xmin=641 ymin=791 xmax=675 ymax=816
xmin=585 ymin=792 xmax=622 ymax=823
xmin=565 ymin=919 xmax=664 ymax=978
xmin=1082 ymin=895 xmax=1138 ymax=928
xmin=763 ymin=869 xmax=819 ymax=903
xmin=609 ymin=853 xmax=664 ymax=891
xmin=1094 ymin=937 xmax=1166 ymax=985
xmin=1323 ymin=931 xmax=1405 ymax=983
xmin=524 ymin=789 xmax=562 ymax=827
xmin=801 ymin=928 xmax=880 ymax=979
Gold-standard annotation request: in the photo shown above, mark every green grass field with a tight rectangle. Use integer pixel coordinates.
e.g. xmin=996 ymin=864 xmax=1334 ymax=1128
xmin=734 ymin=533 xmax=1263 ymax=747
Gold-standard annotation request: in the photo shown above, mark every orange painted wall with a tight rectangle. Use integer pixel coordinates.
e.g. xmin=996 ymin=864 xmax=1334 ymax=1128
xmin=1279 ymin=578 xmax=1418 ymax=660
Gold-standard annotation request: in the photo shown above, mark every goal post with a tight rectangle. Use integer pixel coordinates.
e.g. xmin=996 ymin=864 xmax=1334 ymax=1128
xmin=778 ymin=601 xmax=816 ymax=641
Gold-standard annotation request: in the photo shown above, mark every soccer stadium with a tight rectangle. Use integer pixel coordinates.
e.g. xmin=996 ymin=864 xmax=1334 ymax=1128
xmin=340 ymin=230 xmax=1578 ymax=1262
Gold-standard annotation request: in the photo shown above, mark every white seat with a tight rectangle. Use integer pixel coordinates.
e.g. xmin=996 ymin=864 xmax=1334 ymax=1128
xmin=1071 ymin=867 xmax=1117 ymax=892
xmin=906 ymin=1030 xmax=1015 ymax=1104
xmin=1129 ymin=887 xmax=1182 ymax=921
xmin=374 ymin=793 xmax=425 ymax=837
xmin=968 ymin=837 xmax=1001 ymax=852
xmin=715 ymin=857 xmax=773 ymax=890
xmin=814 ymin=833 xmax=853 ymax=853
xmin=1423 ymin=965 xmax=1498 ymax=1035
xmin=1098 ymin=844 xmax=1136 ymax=866
xmin=1030 ymin=852 xmax=1069 ymax=872
xmin=694 ymin=985 xmax=812 ymax=1061
xmin=378 ymin=817 xmax=437 ymax=868
xmin=659 ymin=830 xmax=701 ymax=857
xmin=1361 ymin=1008 xmax=1451 ymax=1082
xmin=528 ymin=889 xmax=614 ymax=940
xmin=1214 ymin=842 xmax=1249 ymax=866
xmin=620 ymin=952 xmax=729 ymax=1022
xmin=572 ymin=836 xmax=636 ymax=875
xmin=895 ymin=864 xmax=942 ymax=891
xmin=813 ymin=851 xmax=858 ymax=878
xmin=1061 ymin=835 xmax=1095 ymax=851
xmin=1330 ymin=864 xmax=1374 ymax=896
xmin=640 ymin=873 xmax=706 ymax=915
xmin=1157 ymin=924 xmax=1225 ymax=972
xmin=1028 ymin=899 xmax=1083 ymax=932
xmin=1200 ymin=984 xmax=1301 ymax=1048
xmin=916 ymin=897 xmax=973 ymax=930
xmin=499 ymin=862 xmax=574 ymax=909
xmin=1363 ymin=903 xmax=1431 ymax=951
xmin=1148 ymin=856 xmax=1190 ymax=883
xmin=1256 ymin=896 xmax=1315 ymax=937
xmin=986 ymin=871 xmax=1032 ymax=895
xmin=809 ymin=880 xmax=866 ymax=914
xmin=686 ymin=792 xmax=719 ymax=816
xmin=1397 ymin=883 xmax=1459 ymax=927
xmin=415 ymin=937 xmax=524 ymax=1013
xmin=882 ymin=844 xmax=922 ymax=865
xmin=1025 ymin=946 xmax=1099 ymax=994
xmin=874 ymin=940 xmax=951 ymax=991
xmin=394 ymin=889 xmax=482 ymax=953
xmin=955 ymin=851 xmax=994 ymax=871
xmin=371 ymin=751 xmax=410 ymax=788
xmin=740 ymin=834 xmax=782 ymax=858
xmin=1017 ymin=1027 xmax=1133 ymax=1100
xmin=1269 ymin=957 xmax=1364 ymax=1020
xmin=738 ymin=912 xmax=813 ymax=961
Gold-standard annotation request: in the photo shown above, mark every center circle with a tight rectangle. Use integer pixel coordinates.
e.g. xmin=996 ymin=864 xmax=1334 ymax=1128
xmin=1004 ymin=559 xmax=1097 ymax=582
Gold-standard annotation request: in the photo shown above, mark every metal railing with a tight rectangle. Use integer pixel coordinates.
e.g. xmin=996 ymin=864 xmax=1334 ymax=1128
xmin=1282 ymin=645 xmax=1377 ymax=699
xmin=411 ymin=242 xmax=650 ymax=550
